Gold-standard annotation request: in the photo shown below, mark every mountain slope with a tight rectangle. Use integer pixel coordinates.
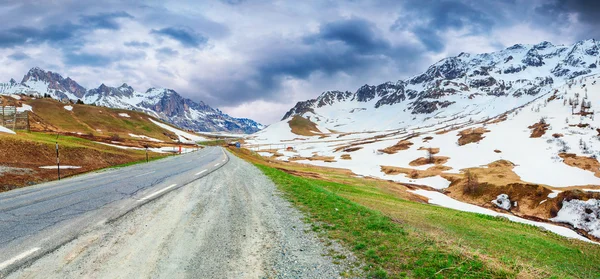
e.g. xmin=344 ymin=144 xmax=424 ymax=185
xmin=0 ymin=68 xmax=263 ymax=134
xmin=249 ymin=39 xmax=600 ymax=242
xmin=282 ymin=39 xmax=600 ymax=132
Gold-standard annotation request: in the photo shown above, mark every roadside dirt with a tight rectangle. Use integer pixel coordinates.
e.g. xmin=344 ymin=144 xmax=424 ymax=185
xmin=7 ymin=153 xmax=359 ymax=278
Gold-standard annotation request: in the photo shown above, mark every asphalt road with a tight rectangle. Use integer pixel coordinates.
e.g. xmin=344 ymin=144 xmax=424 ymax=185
xmin=0 ymin=147 xmax=356 ymax=278
xmin=0 ymin=146 xmax=228 ymax=276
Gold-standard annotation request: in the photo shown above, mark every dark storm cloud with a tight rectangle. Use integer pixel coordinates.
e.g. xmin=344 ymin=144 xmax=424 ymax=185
xmin=535 ymin=0 xmax=600 ymax=39
xmin=64 ymin=53 xmax=113 ymax=67
xmin=0 ymin=11 xmax=132 ymax=48
xmin=305 ymin=18 xmax=391 ymax=54
xmin=391 ymin=0 xmax=495 ymax=52
xmin=197 ymin=17 xmax=422 ymax=107
xmin=79 ymin=11 xmax=133 ymax=30
xmin=150 ymin=27 xmax=208 ymax=48
xmin=64 ymin=50 xmax=146 ymax=67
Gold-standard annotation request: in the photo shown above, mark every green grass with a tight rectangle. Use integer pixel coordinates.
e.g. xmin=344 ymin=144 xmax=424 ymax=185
xmin=28 ymin=98 xmax=174 ymax=141
xmin=198 ymin=139 xmax=227 ymax=146
xmin=254 ymin=163 xmax=600 ymax=278
xmin=107 ymin=154 xmax=171 ymax=169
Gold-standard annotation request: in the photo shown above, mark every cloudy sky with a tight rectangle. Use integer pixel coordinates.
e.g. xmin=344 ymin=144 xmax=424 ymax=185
xmin=0 ymin=0 xmax=597 ymax=124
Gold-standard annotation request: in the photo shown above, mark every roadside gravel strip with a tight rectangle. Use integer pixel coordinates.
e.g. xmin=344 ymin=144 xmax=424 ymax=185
xmin=7 ymin=149 xmax=357 ymax=278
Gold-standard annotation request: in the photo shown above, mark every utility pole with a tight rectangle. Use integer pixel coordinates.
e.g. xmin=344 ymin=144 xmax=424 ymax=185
xmin=145 ymin=146 xmax=149 ymax=163
xmin=55 ymin=139 xmax=60 ymax=181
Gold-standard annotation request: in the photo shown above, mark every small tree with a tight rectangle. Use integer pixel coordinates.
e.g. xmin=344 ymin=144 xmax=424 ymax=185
xmin=464 ymin=170 xmax=479 ymax=195
xmin=427 ymin=147 xmax=434 ymax=164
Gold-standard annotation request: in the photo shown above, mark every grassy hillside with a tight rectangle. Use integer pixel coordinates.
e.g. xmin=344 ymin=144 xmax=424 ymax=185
xmin=0 ymin=95 xmax=203 ymax=191
xmin=0 ymin=132 xmax=170 ymax=192
xmin=231 ymin=147 xmax=600 ymax=278
xmin=26 ymin=98 xmax=177 ymax=142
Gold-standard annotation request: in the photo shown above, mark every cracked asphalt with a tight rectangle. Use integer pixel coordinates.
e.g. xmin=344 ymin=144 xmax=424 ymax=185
xmin=0 ymin=147 xmax=356 ymax=278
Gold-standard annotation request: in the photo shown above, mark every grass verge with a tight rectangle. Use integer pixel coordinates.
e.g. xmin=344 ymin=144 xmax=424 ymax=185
xmin=233 ymin=147 xmax=600 ymax=278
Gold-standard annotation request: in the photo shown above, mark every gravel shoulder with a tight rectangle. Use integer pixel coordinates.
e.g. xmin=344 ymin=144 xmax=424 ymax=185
xmin=8 ymin=149 xmax=358 ymax=278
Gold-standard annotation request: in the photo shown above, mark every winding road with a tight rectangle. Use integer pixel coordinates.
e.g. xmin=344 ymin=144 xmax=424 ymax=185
xmin=0 ymin=147 xmax=353 ymax=278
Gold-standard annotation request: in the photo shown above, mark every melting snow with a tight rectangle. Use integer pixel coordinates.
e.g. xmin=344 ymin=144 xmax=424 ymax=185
xmin=64 ymin=105 xmax=73 ymax=111
xmin=17 ymin=104 xmax=32 ymax=112
xmin=39 ymin=165 xmax=81 ymax=169
xmin=119 ymin=113 xmax=131 ymax=118
xmin=149 ymin=118 xmax=206 ymax=143
xmin=492 ymin=194 xmax=512 ymax=210
xmin=548 ymin=190 xmax=562 ymax=198
xmin=128 ymin=133 xmax=162 ymax=142
xmin=411 ymin=189 xmax=595 ymax=243
xmin=552 ymin=199 xmax=600 ymax=238
xmin=0 ymin=125 xmax=16 ymax=134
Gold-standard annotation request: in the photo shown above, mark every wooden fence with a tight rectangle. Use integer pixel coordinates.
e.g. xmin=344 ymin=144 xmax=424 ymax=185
xmin=1 ymin=106 xmax=29 ymax=132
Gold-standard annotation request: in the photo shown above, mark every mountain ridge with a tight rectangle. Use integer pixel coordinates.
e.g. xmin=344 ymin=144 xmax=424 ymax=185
xmin=0 ymin=68 xmax=263 ymax=134
xmin=282 ymin=39 xmax=600 ymax=125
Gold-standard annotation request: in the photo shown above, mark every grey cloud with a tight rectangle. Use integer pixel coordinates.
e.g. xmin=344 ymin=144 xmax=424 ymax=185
xmin=124 ymin=41 xmax=151 ymax=48
xmin=150 ymin=26 xmax=208 ymax=48
xmin=196 ymin=17 xmax=422 ymax=107
xmin=8 ymin=51 xmax=29 ymax=60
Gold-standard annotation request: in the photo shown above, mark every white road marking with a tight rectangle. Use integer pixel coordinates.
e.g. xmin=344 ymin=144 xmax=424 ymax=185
xmin=0 ymin=247 xmax=40 ymax=270
xmin=139 ymin=184 xmax=177 ymax=202
xmin=135 ymin=171 xmax=155 ymax=178
xmin=195 ymin=170 xmax=207 ymax=176
xmin=214 ymin=163 xmax=220 ymax=167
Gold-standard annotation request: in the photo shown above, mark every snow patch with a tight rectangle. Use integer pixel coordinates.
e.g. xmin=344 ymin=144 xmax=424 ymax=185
xmin=128 ymin=133 xmax=162 ymax=142
xmin=17 ymin=104 xmax=32 ymax=112
xmin=548 ymin=190 xmax=562 ymax=198
xmin=0 ymin=125 xmax=16 ymax=134
xmin=551 ymin=199 xmax=600 ymax=238
xmin=119 ymin=113 xmax=131 ymax=118
xmin=492 ymin=194 xmax=512 ymax=210
xmin=64 ymin=105 xmax=73 ymax=111
xmin=39 ymin=165 xmax=81 ymax=169
xmin=149 ymin=118 xmax=206 ymax=143
xmin=411 ymin=190 xmax=595 ymax=243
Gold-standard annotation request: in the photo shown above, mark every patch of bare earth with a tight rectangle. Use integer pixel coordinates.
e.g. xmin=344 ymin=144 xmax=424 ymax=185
xmin=342 ymin=147 xmax=363 ymax=152
xmin=289 ymin=155 xmax=336 ymax=163
xmin=340 ymin=154 xmax=351 ymax=160
xmin=559 ymin=153 xmax=600 ymax=178
xmin=528 ymin=120 xmax=549 ymax=138
xmin=408 ymin=156 xmax=449 ymax=166
xmin=378 ymin=140 xmax=414 ymax=154
xmin=381 ymin=165 xmax=452 ymax=179
xmin=457 ymin=127 xmax=490 ymax=145
xmin=287 ymin=115 xmax=322 ymax=136
xmin=0 ymin=136 xmax=164 ymax=192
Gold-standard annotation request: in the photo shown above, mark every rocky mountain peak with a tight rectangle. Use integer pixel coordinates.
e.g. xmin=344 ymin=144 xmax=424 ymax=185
xmin=21 ymin=67 xmax=87 ymax=99
xmin=3 ymin=67 xmax=263 ymax=133
xmin=282 ymin=39 xmax=600 ymax=120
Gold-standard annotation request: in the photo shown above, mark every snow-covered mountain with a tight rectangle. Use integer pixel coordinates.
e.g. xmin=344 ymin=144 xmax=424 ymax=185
xmin=0 ymin=68 xmax=263 ymax=134
xmin=250 ymin=39 xmax=600 ymax=242
xmin=282 ymin=39 xmax=600 ymax=132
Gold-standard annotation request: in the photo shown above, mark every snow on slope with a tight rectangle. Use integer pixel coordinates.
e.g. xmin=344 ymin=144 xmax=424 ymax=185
xmin=149 ymin=118 xmax=207 ymax=143
xmin=248 ymin=39 xmax=600 ymax=242
xmin=0 ymin=68 xmax=264 ymax=134
xmin=0 ymin=125 xmax=15 ymax=134
xmin=412 ymin=190 xmax=594 ymax=243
